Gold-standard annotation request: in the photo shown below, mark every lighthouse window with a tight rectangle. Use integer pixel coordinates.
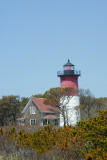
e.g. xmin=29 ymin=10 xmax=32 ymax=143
xmin=67 ymin=66 xmax=71 ymax=70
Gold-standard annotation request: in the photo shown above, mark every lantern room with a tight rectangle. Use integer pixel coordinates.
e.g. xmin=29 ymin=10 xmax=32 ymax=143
xmin=63 ymin=59 xmax=75 ymax=75
xmin=57 ymin=60 xmax=81 ymax=76
xmin=63 ymin=59 xmax=74 ymax=70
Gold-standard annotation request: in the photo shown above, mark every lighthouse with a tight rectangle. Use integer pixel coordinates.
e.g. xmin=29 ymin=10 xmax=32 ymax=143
xmin=57 ymin=60 xmax=81 ymax=126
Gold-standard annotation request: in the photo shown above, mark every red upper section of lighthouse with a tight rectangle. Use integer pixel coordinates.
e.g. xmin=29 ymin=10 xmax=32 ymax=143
xmin=57 ymin=60 xmax=81 ymax=95
xmin=60 ymin=75 xmax=78 ymax=89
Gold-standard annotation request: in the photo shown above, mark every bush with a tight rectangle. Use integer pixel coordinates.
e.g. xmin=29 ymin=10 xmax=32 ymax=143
xmin=0 ymin=111 xmax=106 ymax=160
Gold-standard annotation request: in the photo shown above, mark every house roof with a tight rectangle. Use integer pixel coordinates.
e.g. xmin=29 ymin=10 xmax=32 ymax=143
xmin=17 ymin=117 xmax=24 ymax=120
xmin=32 ymin=98 xmax=58 ymax=113
xmin=22 ymin=98 xmax=59 ymax=114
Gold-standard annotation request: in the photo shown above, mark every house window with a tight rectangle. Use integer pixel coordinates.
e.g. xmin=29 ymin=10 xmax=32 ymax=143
xmin=48 ymin=119 xmax=51 ymax=125
xmin=42 ymin=119 xmax=59 ymax=126
xmin=30 ymin=119 xmax=36 ymax=125
xmin=21 ymin=119 xmax=25 ymax=125
xmin=30 ymin=106 xmax=36 ymax=114
xmin=43 ymin=119 xmax=47 ymax=125
xmin=51 ymin=119 xmax=55 ymax=124
xmin=55 ymin=119 xmax=59 ymax=126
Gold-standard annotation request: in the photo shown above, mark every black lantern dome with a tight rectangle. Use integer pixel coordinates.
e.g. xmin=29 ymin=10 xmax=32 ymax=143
xmin=64 ymin=59 xmax=74 ymax=66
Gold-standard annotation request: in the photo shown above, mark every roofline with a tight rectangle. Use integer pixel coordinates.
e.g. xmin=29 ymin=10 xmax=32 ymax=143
xmin=21 ymin=98 xmax=41 ymax=114
xmin=32 ymin=98 xmax=59 ymax=113
xmin=21 ymin=98 xmax=32 ymax=114
xmin=32 ymin=99 xmax=41 ymax=112
xmin=41 ymin=117 xmax=59 ymax=119
xmin=41 ymin=111 xmax=59 ymax=113
xmin=21 ymin=98 xmax=59 ymax=114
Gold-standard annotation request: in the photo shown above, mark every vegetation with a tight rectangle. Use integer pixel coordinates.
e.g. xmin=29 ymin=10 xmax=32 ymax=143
xmin=79 ymin=89 xmax=107 ymax=120
xmin=32 ymin=94 xmax=44 ymax=98
xmin=0 ymin=96 xmax=29 ymax=126
xmin=0 ymin=111 xmax=107 ymax=160
xmin=0 ymin=96 xmax=20 ymax=126
xmin=0 ymin=90 xmax=107 ymax=159
xmin=0 ymin=89 xmax=106 ymax=126
xmin=20 ymin=97 xmax=29 ymax=110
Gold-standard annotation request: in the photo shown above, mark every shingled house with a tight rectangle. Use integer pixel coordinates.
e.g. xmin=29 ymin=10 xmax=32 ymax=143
xmin=17 ymin=98 xmax=59 ymax=127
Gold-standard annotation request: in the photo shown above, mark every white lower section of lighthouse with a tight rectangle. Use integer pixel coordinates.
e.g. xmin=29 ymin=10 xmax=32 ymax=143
xmin=60 ymin=96 xmax=81 ymax=126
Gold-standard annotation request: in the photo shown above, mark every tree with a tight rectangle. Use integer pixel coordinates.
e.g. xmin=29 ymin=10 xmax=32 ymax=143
xmin=96 ymin=97 xmax=107 ymax=112
xmin=20 ymin=97 xmax=29 ymax=112
xmin=79 ymin=89 xmax=107 ymax=120
xmin=77 ymin=110 xmax=107 ymax=160
xmin=44 ymin=87 xmax=78 ymax=126
xmin=0 ymin=96 xmax=20 ymax=126
xmin=32 ymin=94 xmax=44 ymax=98
xmin=79 ymin=89 xmax=96 ymax=120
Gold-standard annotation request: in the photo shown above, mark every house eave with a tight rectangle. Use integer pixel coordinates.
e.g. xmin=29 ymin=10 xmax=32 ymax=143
xmin=21 ymin=98 xmax=32 ymax=114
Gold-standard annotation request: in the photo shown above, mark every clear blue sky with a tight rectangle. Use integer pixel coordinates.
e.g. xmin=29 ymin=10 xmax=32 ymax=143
xmin=0 ymin=0 xmax=107 ymax=98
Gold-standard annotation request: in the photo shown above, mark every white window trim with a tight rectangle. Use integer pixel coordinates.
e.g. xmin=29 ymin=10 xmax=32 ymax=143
xmin=21 ymin=119 xmax=25 ymax=125
xmin=30 ymin=106 xmax=36 ymax=114
xmin=30 ymin=119 xmax=36 ymax=125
